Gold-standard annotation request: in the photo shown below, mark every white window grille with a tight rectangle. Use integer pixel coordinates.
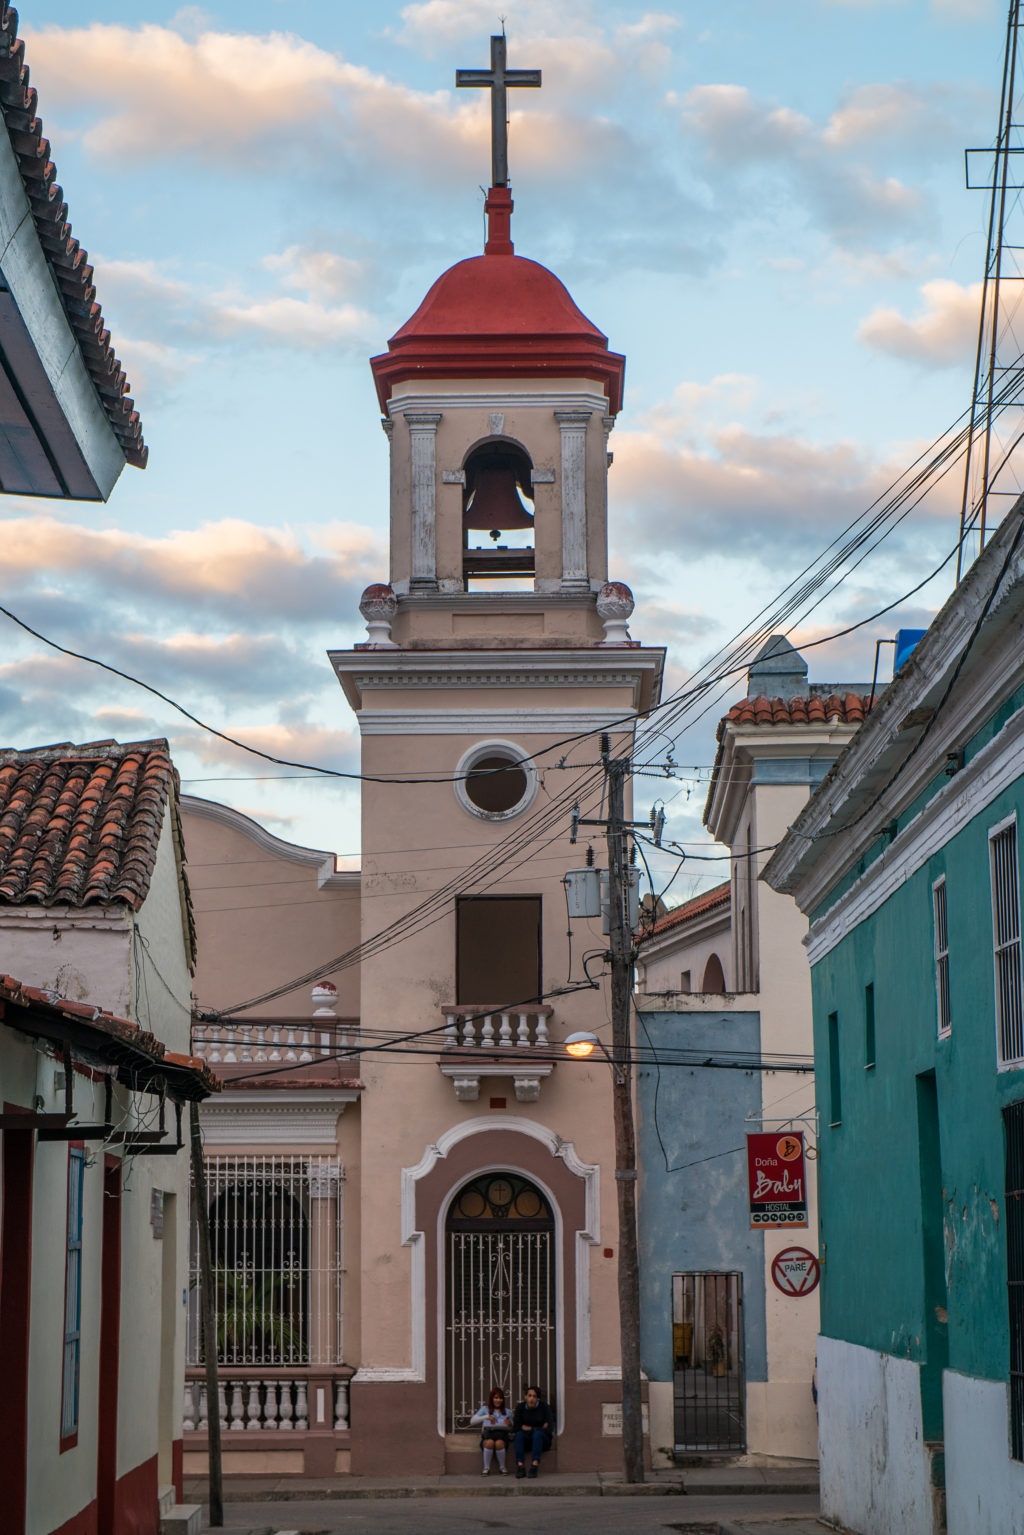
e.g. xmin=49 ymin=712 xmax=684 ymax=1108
xmin=991 ymin=819 xmax=1024 ymax=1067
xmin=187 ymin=1154 xmax=344 ymax=1367
xmin=933 ymin=877 xmax=951 ymax=1038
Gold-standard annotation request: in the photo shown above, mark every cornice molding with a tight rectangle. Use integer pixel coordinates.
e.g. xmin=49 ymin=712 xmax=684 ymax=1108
xmin=766 ymin=507 xmax=1024 ymax=903
xmin=198 ymin=1089 xmax=357 ymax=1146
xmin=356 ymin=707 xmax=636 ymax=736
xmin=387 ymin=388 xmax=610 ymax=415
xmin=805 ymin=703 xmax=1024 ymax=965
xmin=181 ymin=796 xmax=358 ymax=891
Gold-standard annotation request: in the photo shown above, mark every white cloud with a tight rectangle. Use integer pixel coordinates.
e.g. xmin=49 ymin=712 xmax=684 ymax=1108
xmin=677 ymin=81 xmax=928 ymax=249
xmin=858 ymin=279 xmax=983 ymax=366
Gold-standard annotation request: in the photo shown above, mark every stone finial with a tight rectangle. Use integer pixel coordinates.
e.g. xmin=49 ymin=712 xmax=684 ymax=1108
xmin=312 ymin=982 xmax=338 ymax=1016
xmin=358 ymin=583 xmax=399 ymax=647
xmin=596 ymin=581 xmax=635 ymax=645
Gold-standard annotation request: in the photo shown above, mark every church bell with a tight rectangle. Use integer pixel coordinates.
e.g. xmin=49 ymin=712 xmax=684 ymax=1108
xmin=463 ymin=463 xmax=534 ymax=537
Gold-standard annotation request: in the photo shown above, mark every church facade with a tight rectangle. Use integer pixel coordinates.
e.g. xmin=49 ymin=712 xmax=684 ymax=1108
xmin=182 ymin=73 xmax=667 ymax=1474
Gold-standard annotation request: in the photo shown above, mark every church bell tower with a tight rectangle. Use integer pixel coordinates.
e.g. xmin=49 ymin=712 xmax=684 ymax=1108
xmin=329 ymin=37 xmax=664 ymax=1475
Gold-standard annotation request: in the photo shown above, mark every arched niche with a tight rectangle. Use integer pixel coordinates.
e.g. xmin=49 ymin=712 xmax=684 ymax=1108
xmin=461 ymin=436 xmax=535 ymax=586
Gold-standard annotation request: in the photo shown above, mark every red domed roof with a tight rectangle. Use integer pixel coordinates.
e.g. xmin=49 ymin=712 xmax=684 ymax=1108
xmin=370 ymin=249 xmax=625 ymax=414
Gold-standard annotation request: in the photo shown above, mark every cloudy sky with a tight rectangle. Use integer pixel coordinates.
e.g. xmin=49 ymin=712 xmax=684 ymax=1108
xmin=1 ymin=0 xmax=1016 ymax=896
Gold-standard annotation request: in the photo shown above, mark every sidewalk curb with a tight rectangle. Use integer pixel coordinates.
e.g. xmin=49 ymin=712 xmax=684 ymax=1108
xmin=184 ymin=1473 xmax=819 ymax=1504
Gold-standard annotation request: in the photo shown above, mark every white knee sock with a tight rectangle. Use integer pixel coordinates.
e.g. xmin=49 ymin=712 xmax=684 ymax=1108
xmin=496 ymin=1446 xmax=507 ymax=1470
xmin=483 ymin=1447 xmax=494 ymax=1470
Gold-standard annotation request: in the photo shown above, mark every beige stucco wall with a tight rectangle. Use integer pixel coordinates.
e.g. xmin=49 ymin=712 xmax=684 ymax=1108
xmin=183 ymin=803 xmax=361 ymax=1023
xmin=353 ymin=704 xmax=638 ymax=1391
xmin=747 ymin=781 xmax=819 ymax=1460
xmin=637 ymin=909 xmax=732 ymax=995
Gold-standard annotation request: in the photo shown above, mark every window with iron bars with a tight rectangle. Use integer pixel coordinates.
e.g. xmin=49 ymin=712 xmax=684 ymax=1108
xmin=933 ymin=877 xmax=951 ymax=1039
xmin=991 ymin=820 xmax=1024 ymax=1068
xmin=1004 ymin=1100 xmax=1024 ymax=1458
xmin=187 ymin=1154 xmax=344 ymax=1367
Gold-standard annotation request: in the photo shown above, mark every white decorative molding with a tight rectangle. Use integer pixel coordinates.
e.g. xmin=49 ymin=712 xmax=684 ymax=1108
xmin=452 ymin=738 xmax=539 ymax=822
xmin=555 ymin=410 xmax=591 ymax=589
xmin=805 ymin=704 xmax=1024 ymax=965
xmin=357 ymin=707 xmax=636 ymax=737
xmin=441 ymin=469 xmax=466 ymax=485
xmin=767 ymin=514 xmax=1024 ymax=904
xmin=532 ymin=468 xmax=556 ymax=485
xmin=433 ymin=1157 xmax=567 ymax=1437
xmin=405 ymin=412 xmax=442 ymax=588
xmin=199 ymin=1090 xmax=356 ymax=1147
xmin=329 ymin=649 xmax=665 ymax=717
xmin=180 ymin=796 xmax=358 ymax=890
xmin=488 ymin=411 xmax=505 ymax=435
xmin=388 ymin=388 xmax=610 ymax=415
xmin=377 ymin=1117 xmax=600 ymax=1402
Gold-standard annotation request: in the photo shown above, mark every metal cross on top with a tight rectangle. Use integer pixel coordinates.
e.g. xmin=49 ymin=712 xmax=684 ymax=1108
xmin=456 ymin=35 xmax=541 ymax=188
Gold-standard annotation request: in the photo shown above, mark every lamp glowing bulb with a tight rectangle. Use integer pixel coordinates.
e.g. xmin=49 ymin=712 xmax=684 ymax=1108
xmin=564 ymin=1031 xmax=598 ymax=1059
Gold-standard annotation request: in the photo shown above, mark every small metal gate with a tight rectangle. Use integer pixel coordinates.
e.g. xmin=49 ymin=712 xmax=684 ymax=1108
xmin=445 ymin=1173 xmax=555 ymax=1430
xmin=672 ymin=1271 xmax=744 ymax=1452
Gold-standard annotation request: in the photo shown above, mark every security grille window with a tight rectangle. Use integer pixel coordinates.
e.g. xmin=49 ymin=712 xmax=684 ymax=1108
xmin=61 ymin=1147 xmax=85 ymax=1442
xmin=991 ymin=821 xmax=1024 ymax=1067
xmin=1004 ymin=1100 xmax=1024 ymax=1458
xmin=672 ymin=1271 xmax=745 ymax=1452
xmin=187 ymin=1155 xmax=343 ymax=1367
xmin=445 ymin=1173 xmax=555 ymax=1431
xmin=933 ymin=878 xmax=951 ymax=1038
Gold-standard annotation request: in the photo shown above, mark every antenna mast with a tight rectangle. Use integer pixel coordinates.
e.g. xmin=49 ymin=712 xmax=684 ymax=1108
xmin=958 ymin=1 xmax=1024 ymax=580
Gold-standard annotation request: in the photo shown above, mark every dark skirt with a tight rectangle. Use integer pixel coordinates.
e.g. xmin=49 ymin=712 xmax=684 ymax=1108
xmin=479 ymin=1427 xmax=510 ymax=1447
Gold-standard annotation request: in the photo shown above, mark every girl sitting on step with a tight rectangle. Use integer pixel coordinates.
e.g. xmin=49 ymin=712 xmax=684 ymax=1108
xmin=470 ymin=1387 xmax=512 ymax=1475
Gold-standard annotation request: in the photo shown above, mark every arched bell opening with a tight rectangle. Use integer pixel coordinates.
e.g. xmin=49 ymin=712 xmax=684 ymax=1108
xmin=462 ymin=439 xmax=535 ymax=587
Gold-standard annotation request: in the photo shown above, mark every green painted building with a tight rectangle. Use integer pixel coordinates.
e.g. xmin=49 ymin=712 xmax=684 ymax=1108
xmin=765 ymin=504 xmax=1024 ymax=1535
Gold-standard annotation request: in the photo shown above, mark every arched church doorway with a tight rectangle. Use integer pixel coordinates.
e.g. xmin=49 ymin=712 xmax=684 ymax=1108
xmin=444 ymin=1172 xmax=555 ymax=1430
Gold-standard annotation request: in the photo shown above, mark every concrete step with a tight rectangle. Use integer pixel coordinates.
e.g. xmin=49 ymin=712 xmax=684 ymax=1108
xmin=158 ymin=1485 xmax=176 ymax=1517
xmin=159 ymin=1504 xmax=202 ymax=1535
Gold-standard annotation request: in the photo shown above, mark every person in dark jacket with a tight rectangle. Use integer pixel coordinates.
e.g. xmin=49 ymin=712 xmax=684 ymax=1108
xmin=512 ymin=1385 xmax=553 ymax=1478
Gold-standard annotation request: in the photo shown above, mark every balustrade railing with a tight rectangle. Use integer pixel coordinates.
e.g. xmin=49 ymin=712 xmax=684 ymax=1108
xmin=441 ymin=1004 xmax=552 ymax=1051
xmin=192 ymin=1020 xmax=358 ymax=1066
xmin=182 ymin=1371 xmax=350 ymax=1434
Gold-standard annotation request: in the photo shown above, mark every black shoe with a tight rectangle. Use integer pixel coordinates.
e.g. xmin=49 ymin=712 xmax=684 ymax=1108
xmin=515 ymin=1466 xmax=525 ymax=1479
xmin=528 ymin=1466 xmax=538 ymax=1478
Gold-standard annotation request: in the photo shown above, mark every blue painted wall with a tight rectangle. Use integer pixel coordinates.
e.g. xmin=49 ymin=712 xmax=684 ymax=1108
xmin=635 ymin=1007 xmax=765 ymax=1385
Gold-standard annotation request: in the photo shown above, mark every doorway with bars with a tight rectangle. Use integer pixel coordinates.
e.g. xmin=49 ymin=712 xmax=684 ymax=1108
xmin=444 ymin=1172 xmax=556 ymax=1431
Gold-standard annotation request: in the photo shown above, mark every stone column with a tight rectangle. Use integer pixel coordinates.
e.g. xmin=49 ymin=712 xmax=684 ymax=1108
xmin=405 ymin=413 xmax=442 ymax=589
xmin=555 ymin=411 xmax=591 ymax=589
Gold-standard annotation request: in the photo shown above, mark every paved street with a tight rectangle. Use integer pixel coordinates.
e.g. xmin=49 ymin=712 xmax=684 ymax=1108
xmin=199 ymin=1490 xmax=825 ymax=1535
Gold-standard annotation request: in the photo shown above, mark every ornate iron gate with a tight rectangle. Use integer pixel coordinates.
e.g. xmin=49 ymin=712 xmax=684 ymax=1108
xmin=672 ymin=1271 xmax=744 ymax=1452
xmin=445 ymin=1174 xmax=555 ymax=1430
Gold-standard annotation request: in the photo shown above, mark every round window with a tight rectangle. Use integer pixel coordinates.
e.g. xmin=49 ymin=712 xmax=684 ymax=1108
xmin=465 ymin=755 xmax=528 ymax=813
xmin=455 ymin=740 xmax=536 ymax=821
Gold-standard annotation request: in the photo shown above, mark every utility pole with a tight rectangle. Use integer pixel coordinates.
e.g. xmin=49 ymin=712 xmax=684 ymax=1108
xmin=604 ymin=745 xmax=645 ymax=1484
xmin=189 ymin=1101 xmax=223 ymax=1526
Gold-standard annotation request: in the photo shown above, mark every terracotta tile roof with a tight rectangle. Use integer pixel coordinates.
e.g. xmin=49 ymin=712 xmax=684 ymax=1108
xmin=0 ymin=972 xmax=219 ymax=1097
xmin=641 ymin=881 xmax=730 ymax=942
xmin=0 ymin=738 xmax=187 ymax=920
xmin=0 ymin=10 xmax=145 ymax=467
xmin=726 ymin=693 xmax=872 ymax=727
xmin=222 ymin=1076 xmax=364 ymax=1091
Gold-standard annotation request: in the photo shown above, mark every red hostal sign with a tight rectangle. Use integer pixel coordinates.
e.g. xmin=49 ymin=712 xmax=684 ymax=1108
xmin=747 ymin=1131 xmax=808 ymax=1228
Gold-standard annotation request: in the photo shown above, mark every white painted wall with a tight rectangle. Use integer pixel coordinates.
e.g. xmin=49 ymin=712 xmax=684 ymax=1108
xmin=943 ymin=1369 xmax=1024 ymax=1535
xmin=818 ymin=1334 xmax=941 ymax=1535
